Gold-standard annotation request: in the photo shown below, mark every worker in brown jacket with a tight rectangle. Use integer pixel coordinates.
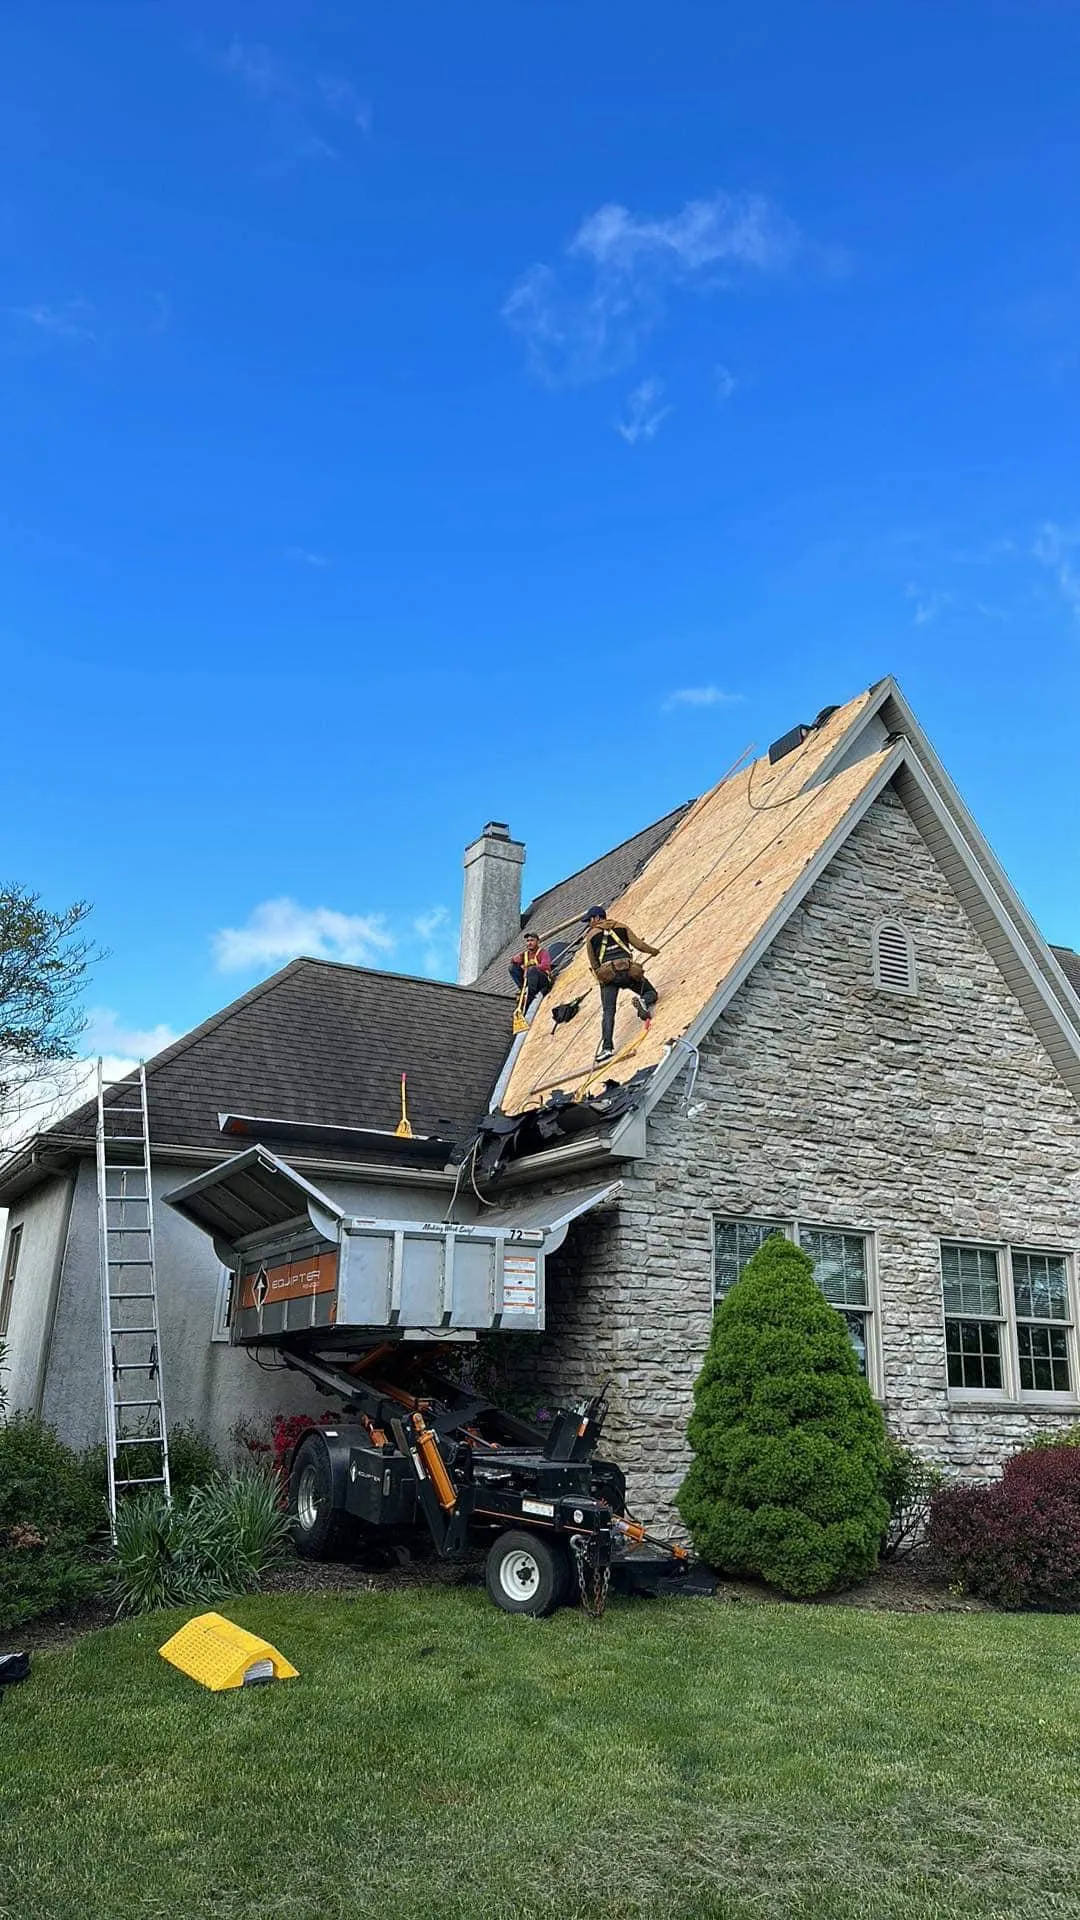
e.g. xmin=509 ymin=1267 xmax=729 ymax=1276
xmin=582 ymin=906 xmax=660 ymax=1064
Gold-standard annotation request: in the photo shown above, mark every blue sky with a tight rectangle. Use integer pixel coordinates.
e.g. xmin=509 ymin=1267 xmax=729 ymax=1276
xmin=3 ymin=0 xmax=1079 ymax=1068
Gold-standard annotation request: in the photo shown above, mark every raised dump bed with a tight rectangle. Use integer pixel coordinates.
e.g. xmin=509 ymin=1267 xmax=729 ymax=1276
xmin=164 ymin=1144 xmax=619 ymax=1341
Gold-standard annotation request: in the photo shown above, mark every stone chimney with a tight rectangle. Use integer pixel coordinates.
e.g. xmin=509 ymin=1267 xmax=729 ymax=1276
xmin=457 ymin=821 xmax=525 ymax=985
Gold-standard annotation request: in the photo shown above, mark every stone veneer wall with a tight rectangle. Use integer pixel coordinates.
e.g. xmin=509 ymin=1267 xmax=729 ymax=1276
xmin=505 ymin=787 xmax=1080 ymax=1527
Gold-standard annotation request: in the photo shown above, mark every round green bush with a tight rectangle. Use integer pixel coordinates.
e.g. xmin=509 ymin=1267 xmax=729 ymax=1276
xmin=677 ymin=1235 xmax=891 ymax=1596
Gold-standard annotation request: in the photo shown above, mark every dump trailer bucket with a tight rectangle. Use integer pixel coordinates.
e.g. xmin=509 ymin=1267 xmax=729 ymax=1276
xmin=164 ymin=1145 xmax=619 ymax=1341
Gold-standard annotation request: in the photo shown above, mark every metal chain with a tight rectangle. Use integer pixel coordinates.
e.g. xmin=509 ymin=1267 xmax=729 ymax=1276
xmin=570 ymin=1534 xmax=610 ymax=1619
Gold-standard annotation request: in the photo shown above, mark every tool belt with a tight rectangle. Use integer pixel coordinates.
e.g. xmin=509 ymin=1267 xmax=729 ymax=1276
xmin=596 ymin=956 xmax=644 ymax=986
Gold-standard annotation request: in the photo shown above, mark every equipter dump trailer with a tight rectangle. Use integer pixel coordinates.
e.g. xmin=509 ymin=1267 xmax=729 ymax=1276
xmin=165 ymin=1147 xmax=709 ymax=1615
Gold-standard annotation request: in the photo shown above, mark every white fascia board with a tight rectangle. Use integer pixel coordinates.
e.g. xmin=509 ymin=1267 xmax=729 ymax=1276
xmin=875 ymin=682 xmax=1080 ymax=1033
xmin=644 ymin=739 xmax=909 ymax=1115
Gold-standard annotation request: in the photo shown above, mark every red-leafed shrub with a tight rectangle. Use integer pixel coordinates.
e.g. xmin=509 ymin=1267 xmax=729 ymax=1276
xmin=927 ymin=1446 xmax=1080 ymax=1610
xmin=236 ymin=1411 xmax=338 ymax=1500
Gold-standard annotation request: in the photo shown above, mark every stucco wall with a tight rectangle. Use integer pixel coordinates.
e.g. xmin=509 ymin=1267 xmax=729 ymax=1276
xmin=0 ymin=1176 xmax=76 ymax=1413
xmin=507 ymin=787 xmax=1080 ymax=1525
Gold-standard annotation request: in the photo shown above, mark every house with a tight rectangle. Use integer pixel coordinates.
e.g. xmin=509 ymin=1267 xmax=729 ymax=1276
xmin=3 ymin=675 xmax=1080 ymax=1530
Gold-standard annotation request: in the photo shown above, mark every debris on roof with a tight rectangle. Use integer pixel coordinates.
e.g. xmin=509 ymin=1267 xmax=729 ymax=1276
xmin=473 ymin=1071 xmax=652 ymax=1180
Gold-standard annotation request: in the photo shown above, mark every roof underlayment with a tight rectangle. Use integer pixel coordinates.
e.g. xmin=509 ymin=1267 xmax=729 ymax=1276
xmin=500 ymin=687 xmax=891 ymax=1113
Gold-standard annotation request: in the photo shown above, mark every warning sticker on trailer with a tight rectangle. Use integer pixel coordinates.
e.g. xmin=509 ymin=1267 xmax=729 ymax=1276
xmin=502 ymin=1252 xmax=538 ymax=1311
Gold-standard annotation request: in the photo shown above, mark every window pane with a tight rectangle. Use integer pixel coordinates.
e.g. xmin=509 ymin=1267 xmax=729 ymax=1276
xmin=842 ymin=1311 xmax=869 ymax=1377
xmin=799 ymin=1229 xmax=868 ymax=1307
xmin=1017 ymin=1323 xmax=1072 ymax=1394
xmin=1012 ymin=1250 xmax=1070 ymax=1323
xmin=941 ymin=1244 xmax=1001 ymax=1317
xmin=714 ymin=1219 xmax=785 ymax=1300
xmin=946 ymin=1318 xmax=1003 ymax=1390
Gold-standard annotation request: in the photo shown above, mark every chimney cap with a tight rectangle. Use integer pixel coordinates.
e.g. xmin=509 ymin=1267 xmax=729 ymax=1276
xmin=481 ymin=821 xmax=511 ymax=839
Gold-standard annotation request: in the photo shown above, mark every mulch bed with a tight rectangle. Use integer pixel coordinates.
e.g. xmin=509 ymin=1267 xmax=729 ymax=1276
xmin=1 ymin=1546 xmax=978 ymax=1656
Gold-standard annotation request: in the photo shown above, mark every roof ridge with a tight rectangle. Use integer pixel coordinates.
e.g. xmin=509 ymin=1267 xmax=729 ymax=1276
xmin=520 ymin=800 xmax=694 ymax=920
xmin=284 ymin=956 xmax=514 ymax=1000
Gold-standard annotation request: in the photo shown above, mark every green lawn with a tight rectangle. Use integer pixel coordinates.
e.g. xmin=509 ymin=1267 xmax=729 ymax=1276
xmin=3 ymin=1589 xmax=1079 ymax=1920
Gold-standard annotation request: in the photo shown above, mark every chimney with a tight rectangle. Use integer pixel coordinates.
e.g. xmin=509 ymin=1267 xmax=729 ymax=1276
xmin=457 ymin=821 xmax=525 ymax=984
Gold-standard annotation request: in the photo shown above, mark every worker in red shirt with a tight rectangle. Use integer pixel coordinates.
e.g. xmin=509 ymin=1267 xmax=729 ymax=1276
xmin=508 ymin=931 xmax=555 ymax=1013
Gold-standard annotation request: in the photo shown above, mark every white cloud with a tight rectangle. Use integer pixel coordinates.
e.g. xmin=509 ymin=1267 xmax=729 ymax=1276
xmin=661 ymin=686 xmax=743 ymax=713
xmin=504 ymin=190 xmax=804 ymax=386
xmin=571 ymin=194 xmax=798 ymax=277
xmin=208 ymin=38 xmax=371 ymax=156
xmin=213 ymin=898 xmax=395 ymax=972
xmin=412 ymin=907 xmax=454 ymax=979
xmin=316 ymin=74 xmax=372 ymax=134
xmin=7 ymin=299 xmax=95 ymax=343
xmin=1033 ymin=522 xmax=1080 ymax=619
xmin=616 ymin=378 xmax=671 ymax=445
xmin=714 ymin=363 xmax=737 ymax=401
xmin=82 ymin=1008 xmax=181 ymax=1060
xmin=285 ymin=546 xmax=329 ymax=568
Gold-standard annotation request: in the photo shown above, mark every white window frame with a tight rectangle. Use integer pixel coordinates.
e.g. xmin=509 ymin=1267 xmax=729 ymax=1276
xmin=940 ymin=1240 xmax=1080 ymax=1407
xmin=712 ymin=1214 xmax=883 ymax=1398
xmin=0 ymin=1223 xmax=22 ymax=1337
xmin=872 ymin=916 xmax=917 ymax=995
xmin=211 ymin=1263 xmax=234 ymax=1343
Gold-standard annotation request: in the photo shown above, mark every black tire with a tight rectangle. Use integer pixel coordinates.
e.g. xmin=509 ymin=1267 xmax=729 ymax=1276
xmin=288 ymin=1435 xmax=357 ymax=1560
xmin=485 ymin=1529 xmax=568 ymax=1616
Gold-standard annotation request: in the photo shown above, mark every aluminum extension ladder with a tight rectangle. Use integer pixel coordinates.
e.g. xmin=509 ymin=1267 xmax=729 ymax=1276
xmin=95 ymin=1059 xmax=171 ymax=1532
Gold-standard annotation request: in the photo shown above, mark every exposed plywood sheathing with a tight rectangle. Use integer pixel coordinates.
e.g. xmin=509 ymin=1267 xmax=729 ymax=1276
xmin=501 ymin=688 xmax=889 ymax=1113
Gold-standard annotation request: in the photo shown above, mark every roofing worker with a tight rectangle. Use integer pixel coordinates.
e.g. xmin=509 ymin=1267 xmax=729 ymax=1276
xmin=508 ymin=931 xmax=555 ymax=1012
xmin=583 ymin=906 xmax=660 ymax=1064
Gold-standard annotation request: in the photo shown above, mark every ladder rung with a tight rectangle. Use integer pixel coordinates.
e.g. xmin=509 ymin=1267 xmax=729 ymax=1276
xmin=115 ymin=1476 xmax=167 ymax=1488
xmin=114 ymin=1397 xmax=163 ymax=1409
xmin=111 ymin=1326 xmax=159 ymax=1336
xmin=115 ymin=1435 xmax=163 ymax=1448
xmin=107 ymin=1257 xmax=154 ymax=1266
xmin=110 ymin=1292 xmax=155 ymax=1302
xmin=102 ymin=1135 xmax=146 ymax=1143
xmin=114 ymin=1362 xmax=157 ymax=1372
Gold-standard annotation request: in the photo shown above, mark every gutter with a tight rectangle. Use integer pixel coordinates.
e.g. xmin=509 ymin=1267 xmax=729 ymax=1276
xmin=1 ymin=1134 xmax=460 ymax=1203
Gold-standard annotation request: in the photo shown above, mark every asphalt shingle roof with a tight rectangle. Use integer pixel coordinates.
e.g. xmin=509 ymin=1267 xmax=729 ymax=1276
xmin=474 ymin=803 xmax=692 ymax=995
xmin=53 ymin=960 xmax=514 ymax=1161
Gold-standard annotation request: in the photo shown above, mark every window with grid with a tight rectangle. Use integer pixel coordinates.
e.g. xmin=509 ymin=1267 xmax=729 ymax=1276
xmin=798 ymin=1228 xmax=872 ymax=1377
xmin=1011 ymin=1249 xmax=1073 ymax=1394
xmin=941 ymin=1243 xmax=1004 ymax=1390
xmin=941 ymin=1242 xmax=1077 ymax=1398
xmin=713 ymin=1217 xmax=876 ymax=1382
xmin=713 ymin=1219 xmax=787 ymax=1300
xmin=0 ymin=1225 xmax=22 ymax=1336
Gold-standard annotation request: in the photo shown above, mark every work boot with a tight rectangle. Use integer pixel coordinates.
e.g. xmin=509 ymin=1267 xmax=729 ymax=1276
xmin=594 ymin=1042 xmax=614 ymax=1065
xmin=632 ymin=995 xmax=653 ymax=1023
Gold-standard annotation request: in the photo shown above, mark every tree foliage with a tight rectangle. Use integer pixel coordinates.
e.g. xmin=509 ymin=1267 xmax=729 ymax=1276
xmin=0 ymin=884 xmax=95 ymax=1131
xmin=677 ymin=1234 xmax=892 ymax=1596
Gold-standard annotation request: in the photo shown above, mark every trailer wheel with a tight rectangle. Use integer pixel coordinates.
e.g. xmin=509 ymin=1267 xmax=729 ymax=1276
xmin=485 ymin=1530 xmax=567 ymax=1616
xmin=288 ymin=1436 xmax=356 ymax=1560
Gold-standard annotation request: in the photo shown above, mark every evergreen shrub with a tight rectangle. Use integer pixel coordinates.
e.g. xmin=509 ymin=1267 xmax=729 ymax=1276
xmin=677 ymin=1234 xmax=891 ymax=1596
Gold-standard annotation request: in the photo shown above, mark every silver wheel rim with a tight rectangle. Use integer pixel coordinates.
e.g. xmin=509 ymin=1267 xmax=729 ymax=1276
xmin=498 ymin=1546 xmax=541 ymax=1601
xmin=297 ymin=1464 xmax=320 ymax=1532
